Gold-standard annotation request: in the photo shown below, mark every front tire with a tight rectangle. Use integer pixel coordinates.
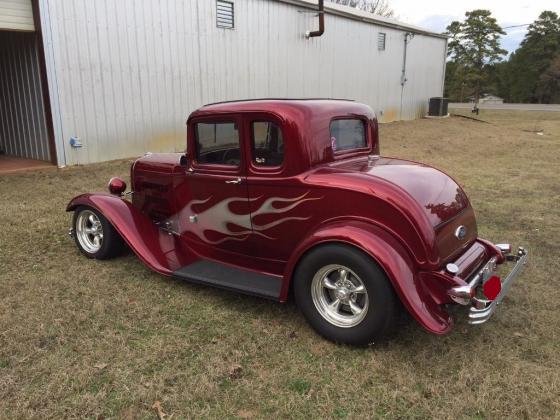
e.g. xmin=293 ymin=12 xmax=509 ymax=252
xmin=294 ymin=244 xmax=398 ymax=345
xmin=73 ymin=206 xmax=125 ymax=259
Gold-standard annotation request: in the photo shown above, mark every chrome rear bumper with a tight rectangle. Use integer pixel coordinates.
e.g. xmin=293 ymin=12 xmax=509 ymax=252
xmin=468 ymin=246 xmax=528 ymax=325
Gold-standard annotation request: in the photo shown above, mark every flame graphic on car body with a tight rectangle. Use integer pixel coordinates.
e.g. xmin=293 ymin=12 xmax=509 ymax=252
xmin=175 ymin=192 xmax=321 ymax=244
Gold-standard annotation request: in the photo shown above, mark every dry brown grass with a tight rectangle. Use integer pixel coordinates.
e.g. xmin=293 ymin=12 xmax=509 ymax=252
xmin=1 ymin=110 xmax=559 ymax=418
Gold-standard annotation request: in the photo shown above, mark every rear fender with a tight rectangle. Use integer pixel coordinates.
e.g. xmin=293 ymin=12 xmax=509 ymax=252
xmin=67 ymin=193 xmax=193 ymax=275
xmin=284 ymin=220 xmax=452 ymax=335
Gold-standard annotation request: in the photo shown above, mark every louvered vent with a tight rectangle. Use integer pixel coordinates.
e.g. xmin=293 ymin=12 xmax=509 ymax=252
xmin=378 ymin=33 xmax=386 ymax=50
xmin=216 ymin=1 xmax=234 ymax=29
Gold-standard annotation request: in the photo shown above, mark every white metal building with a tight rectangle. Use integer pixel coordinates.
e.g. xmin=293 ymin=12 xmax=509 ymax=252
xmin=0 ymin=0 xmax=447 ymax=167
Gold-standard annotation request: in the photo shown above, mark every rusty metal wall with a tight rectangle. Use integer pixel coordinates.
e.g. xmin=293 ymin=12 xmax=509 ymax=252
xmin=38 ymin=0 xmax=447 ymax=166
xmin=0 ymin=31 xmax=50 ymax=161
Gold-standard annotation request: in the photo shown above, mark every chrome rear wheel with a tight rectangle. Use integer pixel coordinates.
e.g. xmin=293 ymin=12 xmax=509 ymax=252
xmin=311 ymin=264 xmax=369 ymax=328
xmin=294 ymin=244 xmax=398 ymax=345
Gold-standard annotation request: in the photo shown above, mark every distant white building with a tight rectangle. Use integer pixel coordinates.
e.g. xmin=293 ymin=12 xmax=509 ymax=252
xmin=479 ymin=95 xmax=504 ymax=105
xmin=1 ymin=0 xmax=448 ymax=166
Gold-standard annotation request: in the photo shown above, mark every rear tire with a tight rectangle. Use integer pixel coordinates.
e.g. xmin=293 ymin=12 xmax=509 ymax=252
xmin=73 ymin=206 xmax=125 ymax=260
xmin=294 ymin=244 xmax=397 ymax=345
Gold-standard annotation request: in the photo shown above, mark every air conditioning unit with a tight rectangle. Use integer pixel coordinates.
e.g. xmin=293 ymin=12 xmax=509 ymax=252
xmin=428 ymin=97 xmax=449 ymax=116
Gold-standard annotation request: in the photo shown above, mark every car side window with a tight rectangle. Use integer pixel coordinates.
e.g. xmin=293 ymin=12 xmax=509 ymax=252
xmin=330 ymin=119 xmax=366 ymax=151
xmin=195 ymin=122 xmax=240 ymax=166
xmin=251 ymin=122 xmax=284 ymax=167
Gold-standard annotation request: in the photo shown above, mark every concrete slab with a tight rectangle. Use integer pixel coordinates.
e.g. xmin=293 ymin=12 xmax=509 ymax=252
xmin=0 ymin=155 xmax=55 ymax=175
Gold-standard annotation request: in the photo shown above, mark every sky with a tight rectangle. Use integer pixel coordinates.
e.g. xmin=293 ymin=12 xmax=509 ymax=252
xmin=390 ymin=0 xmax=559 ymax=54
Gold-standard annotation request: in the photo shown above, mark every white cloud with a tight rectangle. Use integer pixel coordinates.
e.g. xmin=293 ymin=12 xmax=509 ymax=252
xmin=390 ymin=0 xmax=558 ymax=52
xmin=391 ymin=0 xmax=556 ymax=25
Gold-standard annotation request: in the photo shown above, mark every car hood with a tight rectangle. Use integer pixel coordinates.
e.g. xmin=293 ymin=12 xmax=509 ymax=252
xmin=327 ymin=156 xmax=470 ymax=227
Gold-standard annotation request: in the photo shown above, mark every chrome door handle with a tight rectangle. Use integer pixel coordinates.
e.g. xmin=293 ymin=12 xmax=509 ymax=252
xmin=225 ymin=177 xmax=242 ymax=184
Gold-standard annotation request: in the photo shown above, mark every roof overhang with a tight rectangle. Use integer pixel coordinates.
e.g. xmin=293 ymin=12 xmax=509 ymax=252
xmin=276 ymin=0 xmax=448 ymax=39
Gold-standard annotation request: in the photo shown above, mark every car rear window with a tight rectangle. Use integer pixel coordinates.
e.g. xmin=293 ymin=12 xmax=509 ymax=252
xmin=251 ymin=121 xmax=284 ymax=167
xmin=330 ymin=119 xmax=366 ymax=152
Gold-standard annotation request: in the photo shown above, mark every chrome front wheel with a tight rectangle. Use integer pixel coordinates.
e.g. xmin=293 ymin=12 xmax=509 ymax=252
xmin=311 ymin=264 xmax=369 ymax=328
xmin=72 ymin=206 xmax=125 ymax=260
xmin=75 ymin=209 xmax=104 ymax=253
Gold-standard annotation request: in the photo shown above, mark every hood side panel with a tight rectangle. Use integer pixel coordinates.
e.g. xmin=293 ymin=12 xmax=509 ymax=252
xmin=132 ymin=153 xmax=183 ymax=221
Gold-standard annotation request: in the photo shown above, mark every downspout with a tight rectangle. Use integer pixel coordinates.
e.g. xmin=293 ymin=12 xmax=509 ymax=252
xmin=441 ymin=37 xmax=448 ymax=97
xmin=400 ymin=32 xmax=414 ymax=119
xmin=400 ymin=32 xmax=413 ymax=87
xmin=306 ymin=0 xmax=324 ymax=38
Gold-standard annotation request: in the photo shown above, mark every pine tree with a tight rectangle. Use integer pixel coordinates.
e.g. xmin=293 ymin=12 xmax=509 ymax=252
xmin=445 ymin=10 xmax=507 ymax=103
xmin=538 ymin=55 xmax=560 ymax=103
xmin=506 ymin=11 xmax=560 ymax=103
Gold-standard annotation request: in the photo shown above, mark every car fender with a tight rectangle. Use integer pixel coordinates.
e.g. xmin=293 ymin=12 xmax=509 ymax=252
xmin=283 ymin=220 xmax=452 ymax=335
xmin=67 ymin=193 xmax=192 ymax=275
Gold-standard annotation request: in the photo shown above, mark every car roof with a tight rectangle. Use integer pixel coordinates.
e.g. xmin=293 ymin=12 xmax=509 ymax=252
xmin=189 ymin=98 xmax=375 ymax=121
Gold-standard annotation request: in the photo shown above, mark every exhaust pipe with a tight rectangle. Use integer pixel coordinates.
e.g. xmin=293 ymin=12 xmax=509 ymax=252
xmin=306 ymin=0 xmax=324 ymax=38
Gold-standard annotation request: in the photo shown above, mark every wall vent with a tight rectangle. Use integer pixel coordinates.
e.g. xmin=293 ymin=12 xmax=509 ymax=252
xmin=378 ymin=33 xmax=386 ymax=50
xmin=216 ymin=1 xmax=234 ymax=29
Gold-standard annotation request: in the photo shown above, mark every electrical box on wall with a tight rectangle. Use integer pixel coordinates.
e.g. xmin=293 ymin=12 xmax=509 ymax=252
xmin=69 ymin=137 xmax=82 ymax=148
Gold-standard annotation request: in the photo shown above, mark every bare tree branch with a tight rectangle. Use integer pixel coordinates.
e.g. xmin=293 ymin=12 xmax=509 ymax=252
xmin=328 ymin=0 xmax=395 ymax=18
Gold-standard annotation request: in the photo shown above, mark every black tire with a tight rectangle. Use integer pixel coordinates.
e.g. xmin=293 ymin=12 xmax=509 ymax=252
xmin=72 ymin=206 xmax=125 ymax=260
xmin=293 ymin=244 xmax=398 ymax=345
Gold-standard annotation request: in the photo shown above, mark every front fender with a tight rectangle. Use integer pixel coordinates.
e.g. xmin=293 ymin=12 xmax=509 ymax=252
xmin=283 ymin=220 xmax=452 ymax=335
xmin=67 ymin=193 xmax=192 ymax=275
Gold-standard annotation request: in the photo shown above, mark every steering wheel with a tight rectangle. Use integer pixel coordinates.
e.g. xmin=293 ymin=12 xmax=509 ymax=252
xmin=223 ymin=149 xmax=240 ymax=166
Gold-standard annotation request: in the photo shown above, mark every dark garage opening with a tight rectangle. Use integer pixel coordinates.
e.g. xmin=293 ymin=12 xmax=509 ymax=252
xmin=0 ymin=29 xmax=54 ymax=173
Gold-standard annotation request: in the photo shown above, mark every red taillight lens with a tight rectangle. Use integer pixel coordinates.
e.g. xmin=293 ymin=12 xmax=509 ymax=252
xmin=483 ymin=275 xmax=502 ymax=301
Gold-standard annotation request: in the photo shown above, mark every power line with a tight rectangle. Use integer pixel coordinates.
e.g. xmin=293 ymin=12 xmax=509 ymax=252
xmin=502 ymin=23 xmax=531 ymax=30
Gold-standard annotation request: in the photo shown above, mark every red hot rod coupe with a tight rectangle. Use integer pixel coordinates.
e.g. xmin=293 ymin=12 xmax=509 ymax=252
xmin=68 ymin=99 xmax=527 ymax=345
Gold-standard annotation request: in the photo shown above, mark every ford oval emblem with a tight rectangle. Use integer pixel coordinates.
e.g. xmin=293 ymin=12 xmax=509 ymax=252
xmin=455 ymin=225 xmax=467 ymax=240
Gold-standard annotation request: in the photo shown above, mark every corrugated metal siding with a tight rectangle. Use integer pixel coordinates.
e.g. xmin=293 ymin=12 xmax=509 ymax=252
xmin=400 ymin=34 xmax=447 ymax=120
xmin=40 ymin=0 xmax=446 ymax=166
xmin=0 ymin=0 xmax=34 ymax=31
xmin=0 ymin=31 xmax=51 ymax=161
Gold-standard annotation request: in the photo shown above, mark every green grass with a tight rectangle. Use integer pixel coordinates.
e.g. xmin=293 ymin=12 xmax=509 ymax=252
xmin=0 ymin=110 xmax=559 ymax=418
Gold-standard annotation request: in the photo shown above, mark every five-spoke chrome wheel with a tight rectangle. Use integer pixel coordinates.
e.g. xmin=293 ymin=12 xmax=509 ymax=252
xmin=75 ymin=209 xmax=104 ymax=253
xmin=73 ymin=206 xmax=125 ymax=259
xmin=311 ymin=264 xmax=369 ymax=328
xmin=295 ymin=245 xmax=397 ymax=344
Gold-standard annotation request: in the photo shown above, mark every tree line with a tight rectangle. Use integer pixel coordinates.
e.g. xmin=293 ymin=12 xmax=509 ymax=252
xmin=445 ymin=10 xmax=560 ymax=104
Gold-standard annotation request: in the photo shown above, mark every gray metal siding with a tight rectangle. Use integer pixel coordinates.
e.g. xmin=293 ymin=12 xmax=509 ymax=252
xmin=400 ymin=34 xmax=448 ymax=120
xmin=40 ymin=0 xmax=446 ymax=166
xmin=0 ymin=31 xmax=50 ymax=161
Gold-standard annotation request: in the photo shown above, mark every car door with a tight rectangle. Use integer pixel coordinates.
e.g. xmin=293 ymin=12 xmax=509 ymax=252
xmin=243 ymin=116 xmax=320 ymax=263
xmin=176 ymin=115 xmax=253 ymax=257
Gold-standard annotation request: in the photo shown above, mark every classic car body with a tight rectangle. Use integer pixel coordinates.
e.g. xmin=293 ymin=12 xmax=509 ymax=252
xmin=68 ymin=99 xmax=527 ymax=344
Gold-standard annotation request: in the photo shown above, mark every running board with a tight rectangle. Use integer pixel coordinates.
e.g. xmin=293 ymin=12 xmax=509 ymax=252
xmin=173 ymin=260 xmax=282 ymax=300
